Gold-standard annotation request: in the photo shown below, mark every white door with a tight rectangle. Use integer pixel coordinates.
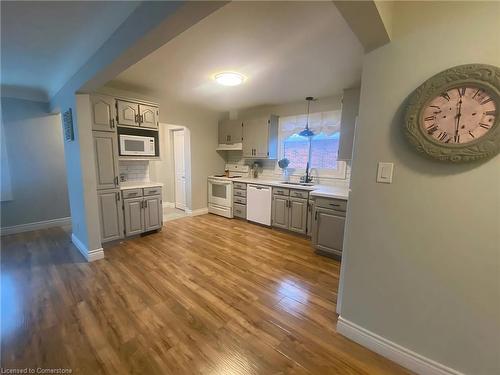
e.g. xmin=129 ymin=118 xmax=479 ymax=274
xmin=173 ymin=130 xmax=186 ymax=210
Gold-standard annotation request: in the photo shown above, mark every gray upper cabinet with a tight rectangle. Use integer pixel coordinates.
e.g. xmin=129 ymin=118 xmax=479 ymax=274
xmin=124 ymin=197 xmax=144 ymax=237
xmin=338 ymin=87 xmax=360 ymax=161
xmin=93 ymin=131 xmax=119 ymax=190
xmin=289 ymin=197 xmax=308 ymax=235
xmin=272 ymin=195 xmax=289 ymax=230
xmin=144 ymin=195 xmax=162 ymax=231
xmin=242 ymin=115 xmax=278 ymax=158
xmin=139 ymin=104 xmax=159 ymax=129
xmin=97 ymin=189 xmax=124 ymax=243
xmin=312 ymin=205 xmax=346 ymax=257
xmin=91 ymin=95 xmax=116 ymax=132
xmin=218 ymin=119 xmax=243 ymax=144
xmin=116 ymin=100 xmax=139 ymax=127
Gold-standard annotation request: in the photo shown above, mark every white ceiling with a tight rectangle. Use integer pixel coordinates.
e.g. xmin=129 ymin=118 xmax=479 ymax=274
xmin=1 ymin=1 xmax=139 ymax=100
xmin=108 ymin=1 xmax=364 ymax=112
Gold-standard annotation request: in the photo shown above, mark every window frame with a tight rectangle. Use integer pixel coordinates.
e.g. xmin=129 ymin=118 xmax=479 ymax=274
xmin=275 ymin=116 xmax=346 ymax=180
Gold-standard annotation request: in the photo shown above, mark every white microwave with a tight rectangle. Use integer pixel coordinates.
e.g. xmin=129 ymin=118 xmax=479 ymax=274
xmin=119 ymin=134 xmax=156 ymax=156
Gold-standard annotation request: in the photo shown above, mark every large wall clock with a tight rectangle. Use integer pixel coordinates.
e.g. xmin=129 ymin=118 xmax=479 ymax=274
xmin=404 ymin=64 xmax=500 ymax=162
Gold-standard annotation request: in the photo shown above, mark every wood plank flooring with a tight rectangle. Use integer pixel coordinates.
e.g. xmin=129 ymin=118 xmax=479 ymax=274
xmin=1 ymin=214 xmax=411 ymax=374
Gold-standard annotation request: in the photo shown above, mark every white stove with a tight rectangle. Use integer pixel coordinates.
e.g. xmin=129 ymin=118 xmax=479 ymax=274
xmin=208 ymin=164 xmax=249 ymax=218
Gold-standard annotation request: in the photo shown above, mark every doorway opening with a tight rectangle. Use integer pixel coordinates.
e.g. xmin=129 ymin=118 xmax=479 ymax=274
xmin=173 ymin=129 xmax=186 ymax=211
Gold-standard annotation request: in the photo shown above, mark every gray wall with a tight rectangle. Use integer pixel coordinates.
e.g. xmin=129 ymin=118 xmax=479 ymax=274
xmin=1 ymin=97 xmax=70 ymax=227
xmin=340 ymin=2 xmax=500 ymax=375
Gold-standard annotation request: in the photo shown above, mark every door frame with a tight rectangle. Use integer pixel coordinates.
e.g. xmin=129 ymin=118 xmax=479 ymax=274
xmin=172 ymin=128 xmax=186 ymax=210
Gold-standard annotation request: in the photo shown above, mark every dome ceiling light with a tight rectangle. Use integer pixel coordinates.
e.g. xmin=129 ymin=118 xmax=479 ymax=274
xmin=214 ymin=72 xmax=246 ymax=86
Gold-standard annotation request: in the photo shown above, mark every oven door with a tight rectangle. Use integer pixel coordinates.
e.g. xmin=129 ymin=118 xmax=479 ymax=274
xmin=120 ymin=134 xmax=155 ymax=156
xmin=208 ymin=179 xmax=232 ymax=207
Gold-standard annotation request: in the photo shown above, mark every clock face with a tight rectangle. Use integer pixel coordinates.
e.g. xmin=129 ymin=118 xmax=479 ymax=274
xmin=421 ymin=86 xmax=497 ymax=144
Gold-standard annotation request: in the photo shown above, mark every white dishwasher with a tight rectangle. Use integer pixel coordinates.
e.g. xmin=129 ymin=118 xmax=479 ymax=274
xmin=246 ymin=184 xmax=272 ymax=226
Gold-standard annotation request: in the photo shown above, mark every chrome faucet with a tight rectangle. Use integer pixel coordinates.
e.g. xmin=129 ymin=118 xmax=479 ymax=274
xmin=300 ymin=162 xmax=314 ymax=184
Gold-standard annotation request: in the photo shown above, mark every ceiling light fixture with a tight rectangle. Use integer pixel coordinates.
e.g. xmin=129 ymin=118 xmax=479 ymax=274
xmin=214 ymin=72 xmax=245 ymax=86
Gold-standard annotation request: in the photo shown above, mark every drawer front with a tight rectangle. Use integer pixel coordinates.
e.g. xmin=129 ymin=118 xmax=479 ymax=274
xmin=272 ymin=187 xmax=290 ymax=196
xmin=233 ymin=203 xmax=247 ymax=219
xmin=314 ymin=197 xmax=347 ymax=211
xmin=233 ymin=182 xmax=247 ymax=190
xmin=122 ymin=188 xmax=143 ymax=199
xmin=143 ymin=186 xmax=162 ymax=196
xmin=290 ymin=189 xmax=309 ymax=199
xmin=233 ymin=196 xmax=247 ymax=205
xmin=233 ymin=189 xmax=247 ymax=198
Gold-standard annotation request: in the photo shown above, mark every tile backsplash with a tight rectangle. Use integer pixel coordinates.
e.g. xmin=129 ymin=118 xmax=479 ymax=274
xmin=119 ymin=160 xmax=150 ymax=183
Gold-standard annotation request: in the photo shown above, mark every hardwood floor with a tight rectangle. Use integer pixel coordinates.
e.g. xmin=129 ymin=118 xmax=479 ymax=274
xmin=1 ymin=214 xmax=411 ymax=374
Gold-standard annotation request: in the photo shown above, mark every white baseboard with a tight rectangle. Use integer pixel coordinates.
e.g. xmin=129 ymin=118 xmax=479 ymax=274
xmin=162 ymin=202 xmax=175 ymax=209
xmin=1 ymin=217 xmax=71 ymax=236
xmin=71 ymin=233 xmax=105 ymax=262
xmin=185 ymin=207 xmax=209 ymax=216
xmin=336 ymin=316 xmax=464 ymax=375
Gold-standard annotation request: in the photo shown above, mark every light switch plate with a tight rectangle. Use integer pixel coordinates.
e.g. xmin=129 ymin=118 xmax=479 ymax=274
xmin=377 ymin=162 xmax=394 ymax=183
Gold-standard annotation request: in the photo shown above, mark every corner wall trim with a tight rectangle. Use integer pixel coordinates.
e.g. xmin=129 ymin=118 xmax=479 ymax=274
xmin=185 ymin=208 xmax=208 ymax=217
xmin=0 ymin=217 xmax=71 ymax=236
xmin=336 ymin=316 xmax=464 ymax=375
xmin=71 ymin=233 xmax=105 ymax=262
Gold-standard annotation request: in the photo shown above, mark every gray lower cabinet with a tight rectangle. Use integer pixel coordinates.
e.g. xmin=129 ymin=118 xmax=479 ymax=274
xmin=272 ymin=195 xmax=289 ymax=230
xmin=271 ymin=192 xmax=309 ymax=235
xmin=124 ymin=197 xmax=144 ymax=236
xmin=289 ymin=198 xmax=308 ymax=234
xmin=144 ymin=195 xmax=162 ymax=231
xmin=97 ymin=189 xmax=124 ymax=243
xmin=123 ymin=190 xmax=163 ymax=236
xmin=93 ymin=131 xmax=119 ymax=190
xmin=311 ymin=199 xmax=346 ymax=257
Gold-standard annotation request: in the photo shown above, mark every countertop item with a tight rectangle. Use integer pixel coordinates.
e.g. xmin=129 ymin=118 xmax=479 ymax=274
xmin=228 ymin=177 xmax=349 ymax=200
xmin=120 ymin=182 xmax=163 ymax=190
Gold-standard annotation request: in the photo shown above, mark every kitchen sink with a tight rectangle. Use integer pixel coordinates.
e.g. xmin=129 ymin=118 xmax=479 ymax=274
xmin=280 ymin=181 xmax=315 ymax=186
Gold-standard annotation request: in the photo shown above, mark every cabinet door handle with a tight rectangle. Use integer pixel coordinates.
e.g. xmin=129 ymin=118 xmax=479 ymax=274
xmin=144 ymin=200 xmax=148 ymax=208
xmin=114 ymin=176 xmax=119 ymax=186
xmin=140 ymin=114 xmax=144 ymax=124
xmin=110 ymin=118 xmax=115 ymax=129
xmin=315 ymin=210 xmax=318 ymax=220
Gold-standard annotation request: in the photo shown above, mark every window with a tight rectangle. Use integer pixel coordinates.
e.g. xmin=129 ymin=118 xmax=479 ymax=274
xmin=278 ymin=111 xmax=346 ymax=178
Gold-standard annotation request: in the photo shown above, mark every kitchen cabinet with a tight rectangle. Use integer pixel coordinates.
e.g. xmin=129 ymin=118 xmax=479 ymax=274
xmin=91 ymin=95 xmax=117 ymax=132
xmin=144 ymin=195 xmax=162 ymax=231
xmin=233 ymin=182 xmax=247 ymax=219
xmin=124 ymin=197 xmax=144 ymax=236
xmin=289 ymin=197 xmax=308 ymax=234
xmin=116 ymin=100 xmax=159 ymax=129
xmin=271 ymin=188 xmax=309 ymax=235
xmin=93 ymin=131 xmax=119 ymax=190
xmin=311 ymin=197 xmax=346 ymax=258
xmin=117 ymin=100 xmax=140 ymax=127
xmin=271 ymin=195 xmax=289 ymax=229
xmin=139 ymin=104 xmax=159 ymax=129
xmin=122 ymin=187 xmax=163 ymax=236
xmin=338 ymin=87 xmax=360 ymax=161
xmin=218 ymin=119 xmax=243 ymax=144
xmin=97 ymin=189 xmax=124 ymax=243
xmin=242 ymin=115 xmax=278 ymax=158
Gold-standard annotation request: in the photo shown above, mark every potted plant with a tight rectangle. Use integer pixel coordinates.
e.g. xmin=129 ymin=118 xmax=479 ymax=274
xmin=278 ymin=158 xmax=290 ymax=181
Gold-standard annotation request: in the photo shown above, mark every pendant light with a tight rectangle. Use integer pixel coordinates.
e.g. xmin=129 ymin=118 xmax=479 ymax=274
xmin=299 ymin=96 xmax=316 ymax=137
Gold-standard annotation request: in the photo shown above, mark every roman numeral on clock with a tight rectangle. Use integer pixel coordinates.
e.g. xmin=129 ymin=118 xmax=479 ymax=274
xmin=468 ymin=131 xmax=475 ymax=138
xmin=480 ymin=97 xmax=493 ymax=105
xmin=427 ymin=124 xmax=438 ymax=134
xmin=484 ymin=111 xmax=496 ymax=116
xmin=457 ymin=87 xmax=466 ymax=97
xmin=424 ymin=115 xmax=435 ymax=121
xmin=437 ymin=132 xmax=448 ymax=141
xmin=440 ymin=92 xmax=451 ymax=101
xmin=479 ymin=123 xmax=490 ymax=129
xmin=472 ymin=89 xmax=482 ymax=99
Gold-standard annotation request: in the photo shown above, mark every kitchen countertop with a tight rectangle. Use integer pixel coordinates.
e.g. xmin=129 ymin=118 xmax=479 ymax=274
xmin=229 ymin=177 xmax=349 ymax=200
xmin=120 ymin=182 xmax=163 ymax=190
